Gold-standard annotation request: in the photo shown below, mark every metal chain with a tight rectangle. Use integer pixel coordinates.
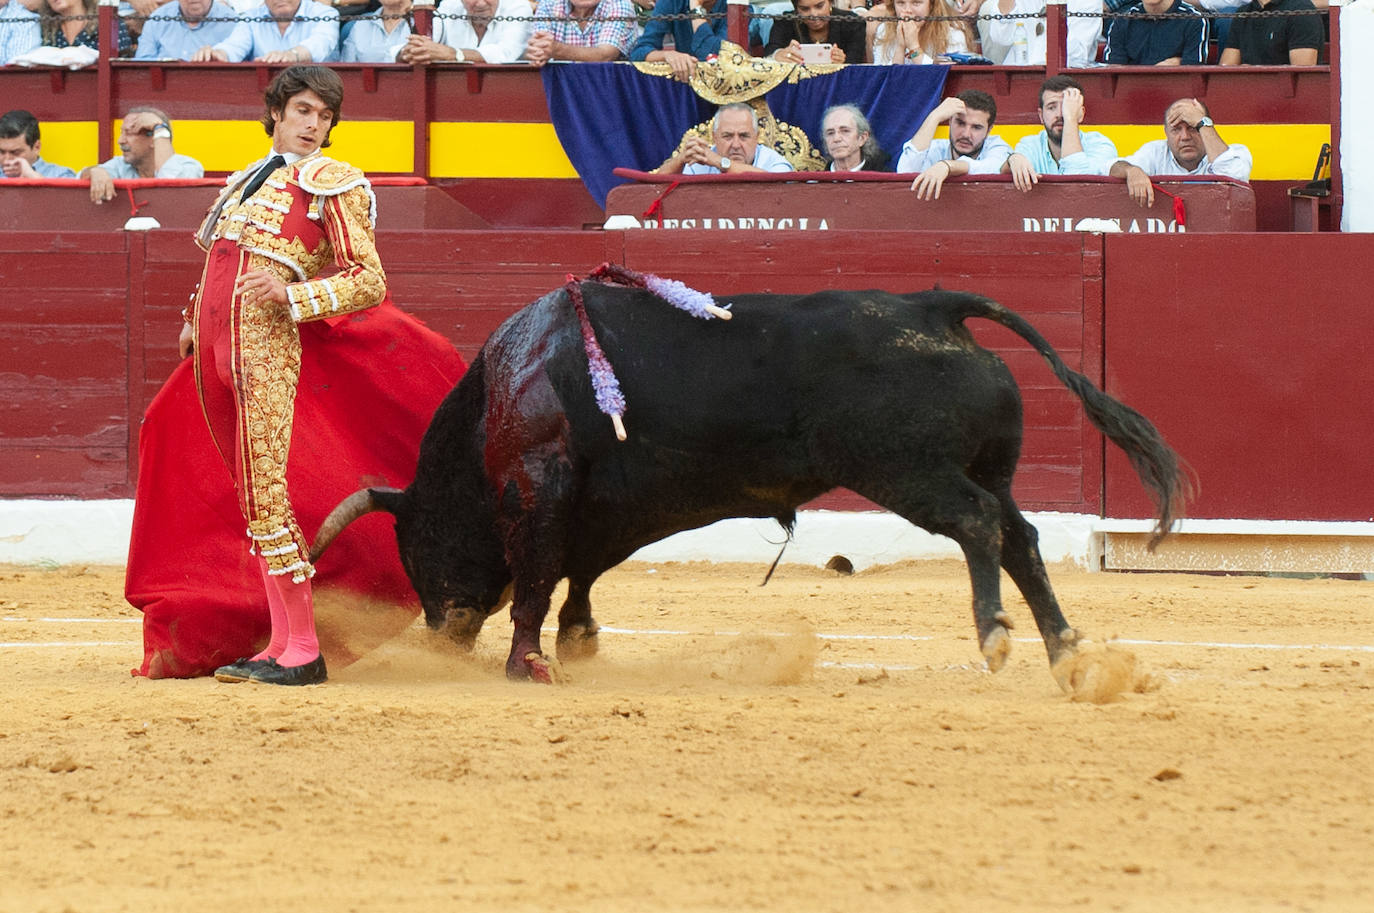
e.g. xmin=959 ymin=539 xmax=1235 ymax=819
xmin=32 ymin=7 xmax=1325 ymax=26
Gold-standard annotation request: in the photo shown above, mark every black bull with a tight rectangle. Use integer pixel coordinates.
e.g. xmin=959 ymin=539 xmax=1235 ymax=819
xmin=314 ymin=285 xmax=1187 ymax=684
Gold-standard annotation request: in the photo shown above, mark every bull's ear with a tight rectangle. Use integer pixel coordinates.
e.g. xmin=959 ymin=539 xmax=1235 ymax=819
xmin=369 ymin=487 xmax=408 ymax=516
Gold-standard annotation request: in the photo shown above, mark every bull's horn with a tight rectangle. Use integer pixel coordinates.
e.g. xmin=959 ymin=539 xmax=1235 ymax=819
xmin=310 ymin=487 xmax=398 ymax=562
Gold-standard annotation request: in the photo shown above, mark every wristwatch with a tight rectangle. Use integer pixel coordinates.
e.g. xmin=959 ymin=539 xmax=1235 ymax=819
xmin=1195 ymin=116 xmax=1214 ymax=131
xmin=717 ymin=156 xmax=731 ymax=171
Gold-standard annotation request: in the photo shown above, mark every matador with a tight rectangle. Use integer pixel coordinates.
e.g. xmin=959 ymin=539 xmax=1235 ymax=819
xmin=186 ymin=66 xmax=385 ymax=686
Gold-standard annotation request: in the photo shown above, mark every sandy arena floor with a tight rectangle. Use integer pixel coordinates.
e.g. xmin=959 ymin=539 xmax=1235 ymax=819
xmin=1 ymin=558 xmax=1371 ymax=913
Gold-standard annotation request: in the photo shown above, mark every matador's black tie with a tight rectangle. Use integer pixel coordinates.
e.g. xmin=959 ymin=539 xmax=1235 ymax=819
xmin=239 ymin=154 xmax=286 ymax=202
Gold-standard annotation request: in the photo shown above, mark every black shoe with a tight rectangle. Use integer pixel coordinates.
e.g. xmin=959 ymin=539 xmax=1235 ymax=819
xmin=214 ymin=657 xmax=272 ymax=683
xmin=247 ymin=654 xmax=328 ymax=686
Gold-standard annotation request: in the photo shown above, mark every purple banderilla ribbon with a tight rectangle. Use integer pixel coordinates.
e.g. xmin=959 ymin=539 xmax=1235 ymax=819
xmin=566 ymin=264 xmax=732 ymax=442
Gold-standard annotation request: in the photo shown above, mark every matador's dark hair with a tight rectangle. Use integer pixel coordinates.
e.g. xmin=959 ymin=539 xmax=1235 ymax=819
xmin=261 ymin=65 xmax=343 ymax=147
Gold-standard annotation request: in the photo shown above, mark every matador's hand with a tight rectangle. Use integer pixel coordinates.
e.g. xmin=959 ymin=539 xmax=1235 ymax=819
xmin=235 ymin=269 xmax=289 ymax=308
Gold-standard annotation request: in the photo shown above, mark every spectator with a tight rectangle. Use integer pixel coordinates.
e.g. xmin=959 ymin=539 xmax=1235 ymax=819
xmin=1103 ymin=0 xmax=1208 ymax=65
xmin=1219 ymin=0 xmax=1321 ymax=65
xmin=0 ymin=0 xmax=42 ymax=63
xmin=821 ymin=103 xmax=890 ymax=171
xmin=868 ymin=0 xmax=974 ymax=64
xmin=899 ymin=91 xmax=1011 ymax=198
xmin=40 ymin=0 xmax=133 ymax=53
xmin=1004 ymin=75 xmax=1119 ymax=191
xmin=1191 ymin=0 xmax=1244 ymax=48
xmin=194 ymin=0 xmax=339 ymax=61
xmin=400 ymin=0 xmax=530 ymax=63
xmin=976 ymin=0 xmax=1102 ymax=68
xmin=628 ymin=0 xmax=727 ymax=81
xmin=765 ymin=0 xmax=867 ymax=65
xmin=0 ymin=109 xmax=76 ymax=178
xmin=658 ymin=103 xmax=796 ymax=175
xmin=123 ymin=0 xmax=160 ymax=39
xmin=134 ymin=0 xmax=239 ymax=59
xmin=340 ymin=0 xmax=411 ymax=60
xmin=524 ymin=0 xmax=635 ymax=65
xmin=1109 ymin=97 xmax=1253 ymax=206
xmin=79 ymin=107 xmax=204 ymax=203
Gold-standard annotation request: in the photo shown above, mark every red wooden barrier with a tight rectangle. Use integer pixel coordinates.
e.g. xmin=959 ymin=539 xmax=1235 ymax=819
xmin=5 ymin=217 xmax=1372 ymax=527
xmin=1102 ymin=234 xmax=1374 ymax=522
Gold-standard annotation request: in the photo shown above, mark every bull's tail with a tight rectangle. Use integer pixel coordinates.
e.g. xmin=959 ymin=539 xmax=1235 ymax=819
xmin=934 ymin=290 xmax=1192 ymax=550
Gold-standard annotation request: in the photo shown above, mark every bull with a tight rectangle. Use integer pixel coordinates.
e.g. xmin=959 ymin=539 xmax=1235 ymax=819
xmin=314 ymin=276 xmax=1187 ymax=684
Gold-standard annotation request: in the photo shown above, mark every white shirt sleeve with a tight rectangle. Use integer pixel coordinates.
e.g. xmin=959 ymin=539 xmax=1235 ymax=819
xmin=1208 ymin=144 xmax=1253 ymax=182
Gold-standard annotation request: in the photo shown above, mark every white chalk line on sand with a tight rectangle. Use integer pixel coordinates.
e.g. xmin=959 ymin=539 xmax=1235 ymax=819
xmin=2 ymin=620 xmax=1372 ymax=655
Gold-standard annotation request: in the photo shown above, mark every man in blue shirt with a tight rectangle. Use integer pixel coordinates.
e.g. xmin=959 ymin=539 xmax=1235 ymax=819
xmin=1104 ymin=0 xmax=1209 ymax=65
xmin=194 ymin=0 xmax=339 ymax=62
xmin=0 ymin=109 xmax=76 ymax=179
xmin=0 ymin=0 xmax=41 ymax=65
xmin=340 ymin=0 xmax=412 ymax=62
xmin=629 ymin=0 xmax=727 ymax=81
xmin=81 ymin=107 xmax=205 ymax=203
xmin=135 ymin=0 xmax=239 ymax=60
xmin=658 ymin=103 xmax=795 ymax=175
xmin=1004 ymin=75 xmax=1119 ymax=191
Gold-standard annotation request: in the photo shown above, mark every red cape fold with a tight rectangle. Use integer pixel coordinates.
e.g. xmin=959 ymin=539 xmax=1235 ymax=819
xmin=125 ymin=300 xmax=467 ymax=678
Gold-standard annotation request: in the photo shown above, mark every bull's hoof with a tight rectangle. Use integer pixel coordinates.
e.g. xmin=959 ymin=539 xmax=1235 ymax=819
xmin=524 ymin=652 xmax=566 ymax=685
xmin=981 ymin=626 xmax=1011 ymax=673
xmin=1049 ymin=628 xmax=1084 ymax=693
xmin=555 ymin=622 xmax=601 ymax=662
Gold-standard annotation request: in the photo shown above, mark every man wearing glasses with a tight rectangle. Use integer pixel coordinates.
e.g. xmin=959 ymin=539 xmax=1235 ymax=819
xmin=80 ymin=107 xmax=205 ymax=204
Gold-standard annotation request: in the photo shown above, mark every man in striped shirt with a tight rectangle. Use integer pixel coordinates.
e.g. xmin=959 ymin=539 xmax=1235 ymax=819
xmin=525 ymin=0 xmax=636 ymax=64
xmin=0 ymin=0 xmax=41 ymax=65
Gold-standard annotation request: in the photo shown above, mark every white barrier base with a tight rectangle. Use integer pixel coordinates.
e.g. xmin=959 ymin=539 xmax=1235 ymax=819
xmin=0 ymin=499 xmax=1100 ymax=569
xmin=6 ymin=500 xmax=1368 ymax=574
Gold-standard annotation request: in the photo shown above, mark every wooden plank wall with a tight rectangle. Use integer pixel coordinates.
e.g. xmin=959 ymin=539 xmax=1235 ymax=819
xmin=1102 ymin=233 xmax=1374 ymax=523
xmin=3 ymin=228 xmax=1104 ymax=515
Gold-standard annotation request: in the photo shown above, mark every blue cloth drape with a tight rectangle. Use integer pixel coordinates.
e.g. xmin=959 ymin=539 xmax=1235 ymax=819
xmin=543 ymin=62 xmax=949 ymax=207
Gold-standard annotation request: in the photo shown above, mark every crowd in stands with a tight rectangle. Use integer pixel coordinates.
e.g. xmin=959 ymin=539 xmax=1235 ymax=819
xmin=646 ymin=73 xmax=1252 ymax=203
xmin=0 ymin=0 xmax=1329 ymax=67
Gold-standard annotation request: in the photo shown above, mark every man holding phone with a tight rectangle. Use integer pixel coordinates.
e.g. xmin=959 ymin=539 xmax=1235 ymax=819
xmin=764 ymin=0 xmax=866 ymax=64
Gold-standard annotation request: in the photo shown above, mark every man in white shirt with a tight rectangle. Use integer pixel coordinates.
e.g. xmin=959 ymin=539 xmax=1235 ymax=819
xmin=658 ymin=103 xmax=796 ymax=175
xmin=193 ymin=0 xmax=340 ymax=62
xmin=1109 ymin=98 xmax=1253 ymax=207
xmin=400 ymin=0 xmax=532 ymax=63
xmin=81 ymin=107 xmax=205 ymax=204
xmin=977 ymin=0 xmax=1102 ymax=67
xmin=900 ymin=91 xmax=1012 ymax=200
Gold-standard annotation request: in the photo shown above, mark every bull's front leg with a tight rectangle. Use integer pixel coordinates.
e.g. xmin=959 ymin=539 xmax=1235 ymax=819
xmin=507 ymin=576 xmax=566 ymax=684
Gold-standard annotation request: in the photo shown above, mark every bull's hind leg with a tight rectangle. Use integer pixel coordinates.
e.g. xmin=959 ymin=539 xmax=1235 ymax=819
xmin=861 ymin=474 xmax=1015 ymax=671
xmin=995 ymin=490 xmax=1081 ymax=672
xmin=555 ymin=576 xmax=601 ymax=662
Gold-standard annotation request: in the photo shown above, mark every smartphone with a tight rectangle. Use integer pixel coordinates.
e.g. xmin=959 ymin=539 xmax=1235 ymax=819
xmin=797 ymin=43 xmax=833 ymax=64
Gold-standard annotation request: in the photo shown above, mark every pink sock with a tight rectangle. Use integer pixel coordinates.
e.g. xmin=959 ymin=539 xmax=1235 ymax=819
xmin=251 ymin=556 xmax=289 ymax=661
xmin=270 ymin=573 xmax=321 ymax=668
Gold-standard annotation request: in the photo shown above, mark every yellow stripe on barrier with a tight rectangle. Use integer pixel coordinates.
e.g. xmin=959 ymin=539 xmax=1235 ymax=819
xmin=46 ymin=120 xmax=1329 ymax=182
xmin=428 ymin=122 xmax=579 ymax=179
xmin=40 ymin=122 xmax=98 ymax=175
